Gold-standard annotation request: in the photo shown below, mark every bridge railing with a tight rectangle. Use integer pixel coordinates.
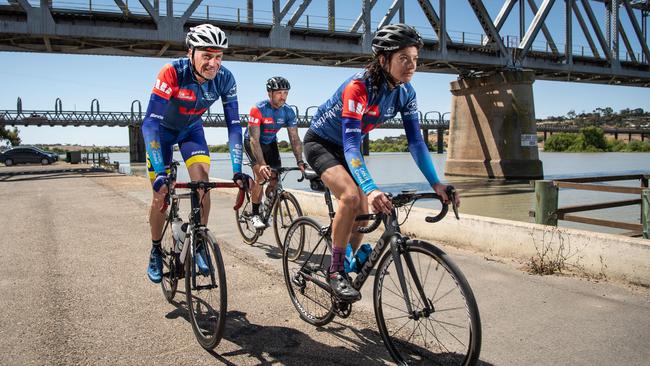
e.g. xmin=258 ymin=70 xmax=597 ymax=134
xmin=0 ymin=109 xmax=450 ymax=129
xmin=533 ymin=175 xmax=650 ymax=238
xmin=34 ymin=0 xmax=646 ymax=62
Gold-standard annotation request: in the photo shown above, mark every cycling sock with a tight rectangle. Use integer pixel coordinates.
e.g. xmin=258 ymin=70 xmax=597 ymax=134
xmin=329 ymin=246 xmax=346 ymax=274
xmin=152 ymin=239 xmax=161 ymax=247
xmin=252 ymin=203 xmax=260 ymax=215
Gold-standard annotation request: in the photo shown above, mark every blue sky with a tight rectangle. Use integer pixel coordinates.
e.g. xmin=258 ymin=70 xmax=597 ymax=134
xmin=1 ymin=0 xmax=649 ymax=145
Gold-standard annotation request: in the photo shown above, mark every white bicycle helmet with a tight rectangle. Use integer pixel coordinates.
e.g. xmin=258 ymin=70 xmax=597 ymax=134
xmin=186 ymin=24 xmax=228 ymax=49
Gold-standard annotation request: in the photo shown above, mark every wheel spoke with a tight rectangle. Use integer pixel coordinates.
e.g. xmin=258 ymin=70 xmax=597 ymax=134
xmin=377 ymin=242 xmax=480 ymax=365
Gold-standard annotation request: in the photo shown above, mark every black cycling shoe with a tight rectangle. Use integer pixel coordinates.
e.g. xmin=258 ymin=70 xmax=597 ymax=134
xmin=328 ymin=271 xmax=361 ymax=302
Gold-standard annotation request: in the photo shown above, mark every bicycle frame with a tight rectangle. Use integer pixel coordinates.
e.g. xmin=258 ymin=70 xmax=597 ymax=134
xmin=248 ymin=167 xmax=303 ymax=226
xmin=315 ymin=185 xmax=434 ymax=315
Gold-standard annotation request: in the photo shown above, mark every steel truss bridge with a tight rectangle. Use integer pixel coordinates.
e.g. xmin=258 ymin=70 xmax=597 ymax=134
xmin=0 ymin=98 xmax=450 ymax=129
xmin=1 ymin=0 xmax=650 ymax=86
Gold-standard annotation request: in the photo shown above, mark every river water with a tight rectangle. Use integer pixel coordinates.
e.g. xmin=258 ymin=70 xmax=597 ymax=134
xmin=109 ymin=151 xmax=649 ymax=235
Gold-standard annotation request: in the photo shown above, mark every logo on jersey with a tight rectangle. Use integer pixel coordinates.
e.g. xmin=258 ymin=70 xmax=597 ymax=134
xmin=226 ymin=85 xmax=237 ymax=98
xmin=385 ymin=106 xmax=396 ymax=117
xmin=154 ymin=79 xmax=172 ymax=95
xmin=345 ymin=128 xmax=361 ymax=134
xmin=353 ymin=166 xmax=371 ymax=184
xmin=177 ymin=89 xmax=196 ymax=101
xmin=203 ymin=92 xmax=216 ymax=101
xmin=150 ymin=113 xmax=164 ymax=120
xmin=149 ymin=140 xmax=160 ymax=149
xmin=231 ymin=119 xmax=241 ymax=125
xmin=348 ymin=100 xmax=364 ymax=115
xmin=403 ymin=100 xmax=418 ymax=116
xmin=191 ymin=150 xmax=207 ymax=156
xmin=276 ymin=118 xmax=285 ymax=125
xmin=349 ymin=158 xmax=362 ymax=168
xmin=249 ymin=117 xmax=260 ymax=125
xmin=407 ymin=100 xmax=417 ymax=111
xmin=312 ymin=102 xmax=342 ymax=130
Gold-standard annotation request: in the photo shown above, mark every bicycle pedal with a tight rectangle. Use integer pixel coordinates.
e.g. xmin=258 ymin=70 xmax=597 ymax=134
xmin=333 ymin=299 xmax=353 ymax=318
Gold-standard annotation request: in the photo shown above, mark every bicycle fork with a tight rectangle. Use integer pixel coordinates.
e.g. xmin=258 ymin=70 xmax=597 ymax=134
xmin=390 ymin=236 xmax=434 ymax=320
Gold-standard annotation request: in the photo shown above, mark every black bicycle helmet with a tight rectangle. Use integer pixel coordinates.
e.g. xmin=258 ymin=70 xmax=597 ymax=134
xmin=371 ymin=23 xmax=423 ymax=55
xmin=266 ymin=76 xmax=291 ymax=92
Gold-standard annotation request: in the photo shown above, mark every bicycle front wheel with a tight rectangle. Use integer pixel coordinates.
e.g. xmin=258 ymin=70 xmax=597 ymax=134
xmin=282 ymin=217 xmax=335 ymax=326
xmin=374 ymin=240 xmax=481 ymax=366
xmin=235 ymin=193 xmax=260 ymax=245
xmin=185 ymin=229 xmax=227 ymax=350
xmin=273 ymin=191 xmax=303 ymax=253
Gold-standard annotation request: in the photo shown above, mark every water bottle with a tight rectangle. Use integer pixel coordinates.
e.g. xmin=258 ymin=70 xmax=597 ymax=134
xmin=344 ymin=243 xmax=373 ymax=273
xmin=171 ymin=218 xmax=186 ymax=253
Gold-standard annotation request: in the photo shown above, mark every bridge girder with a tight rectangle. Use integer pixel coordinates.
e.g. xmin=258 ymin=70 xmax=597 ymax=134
xmin=1 ymin=0 xmax=649 ymax=86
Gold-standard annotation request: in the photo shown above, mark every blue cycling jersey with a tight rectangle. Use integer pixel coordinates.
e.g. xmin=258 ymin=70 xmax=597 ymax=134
xmin=244 ymin=100 xmax=297 ymax=145
xmin=309 ymin=71 xmax=440 ymax=194
xmin=141 ymin=58 xmax=243 ymax=175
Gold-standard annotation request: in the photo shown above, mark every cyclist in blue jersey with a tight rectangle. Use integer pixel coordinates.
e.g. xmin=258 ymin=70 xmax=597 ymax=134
xmin=304 ymin=24 xmax=460 ymax=301
xmin=244 ymin=76 xmax=306 ymax=229
xmin=142 ymin=24 xmax=250 ymax=284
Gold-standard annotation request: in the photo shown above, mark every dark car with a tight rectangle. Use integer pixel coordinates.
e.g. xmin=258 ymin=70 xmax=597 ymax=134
xmin=0 ymin=146 xmax=57 ymax=166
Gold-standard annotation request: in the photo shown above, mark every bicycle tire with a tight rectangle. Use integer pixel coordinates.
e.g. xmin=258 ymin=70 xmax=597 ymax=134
xmin=282 ymin=217 xmax=335 ymax=326
xmin=185 ymin=229 xmax=228 ymax=350
xmin=374 ymin=240 xmax=481 ymax=366
xmin=273 ymin=191 xmax=303 ymax=254
xmin=160 ymin=216 xmax=178 ymax=302
xmin=235 ymin=193 xmax=260 ymax=245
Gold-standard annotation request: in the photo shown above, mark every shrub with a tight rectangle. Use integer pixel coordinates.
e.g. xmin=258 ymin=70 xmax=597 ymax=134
xmin=544 ymin=133 xmax=577 ymax=151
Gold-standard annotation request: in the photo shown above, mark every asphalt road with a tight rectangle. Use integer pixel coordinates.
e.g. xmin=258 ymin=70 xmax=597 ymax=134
xmin=1 ymin=164 xmax=648 ymax=365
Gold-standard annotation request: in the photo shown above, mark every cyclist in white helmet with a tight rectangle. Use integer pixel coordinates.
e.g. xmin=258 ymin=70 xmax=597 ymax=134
xmin=142 ymin=24 xmax=250 ymax=284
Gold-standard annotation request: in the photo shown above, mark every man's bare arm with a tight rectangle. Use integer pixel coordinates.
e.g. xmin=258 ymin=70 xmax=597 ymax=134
xmin=248 ymin=125 xmax=266 ymax=165
xmin=287 ymin=126 xmax=303 ymax=163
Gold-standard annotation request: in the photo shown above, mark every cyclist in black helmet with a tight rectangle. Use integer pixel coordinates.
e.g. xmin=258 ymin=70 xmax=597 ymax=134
xmin=304 ymin=24 xmax=460 ymax=301
xmin=243 ymin=76 xmax=306 ymax=229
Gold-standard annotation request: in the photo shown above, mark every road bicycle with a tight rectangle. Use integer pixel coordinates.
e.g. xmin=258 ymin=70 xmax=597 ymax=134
xmin=282 ymin=172 xmax=481 ymax=365
xmin=235 ymin=166 xmax=305 ymax=252
xmin=158 ymin=161 xmax=244 ymax=349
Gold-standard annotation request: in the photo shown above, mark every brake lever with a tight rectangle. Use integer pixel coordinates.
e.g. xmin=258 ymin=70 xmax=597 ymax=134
xmin=446 ymin=185 xmax=460 ymax=220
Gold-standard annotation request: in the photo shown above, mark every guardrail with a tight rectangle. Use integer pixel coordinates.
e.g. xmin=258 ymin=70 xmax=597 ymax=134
xmin=533 ymin=174 xmax=650 ymax=238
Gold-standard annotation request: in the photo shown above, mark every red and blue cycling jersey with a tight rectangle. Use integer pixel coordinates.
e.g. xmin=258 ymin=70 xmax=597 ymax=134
xmin=244 ymin=100 xmax=297 ymax=145
xmin=141 ymin=58 xmax=243 ymax=175
xmin=309 ymin=71 xmax=440 ymax=194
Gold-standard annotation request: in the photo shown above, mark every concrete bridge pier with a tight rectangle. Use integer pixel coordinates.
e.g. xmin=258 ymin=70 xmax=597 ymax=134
xmin=129 ymin=125 xmax=146 ymax=163
xmin=445 ymin=70 xmax=543 ymax=179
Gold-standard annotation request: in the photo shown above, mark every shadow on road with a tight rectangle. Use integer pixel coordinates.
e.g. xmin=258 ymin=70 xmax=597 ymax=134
xmin=213 ymin=310 xmax=393 ymax=365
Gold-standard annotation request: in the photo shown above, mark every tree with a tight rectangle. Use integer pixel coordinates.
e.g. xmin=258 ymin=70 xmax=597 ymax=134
xmin=0 ymin=126 xmax=21 ymax=147
xmin=566 ymin=110 xmax=577 ymax=120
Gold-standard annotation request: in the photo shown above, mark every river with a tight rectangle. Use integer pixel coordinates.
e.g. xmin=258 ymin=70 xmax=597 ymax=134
xmin=108 ymin=151 xmax=649 ymax=235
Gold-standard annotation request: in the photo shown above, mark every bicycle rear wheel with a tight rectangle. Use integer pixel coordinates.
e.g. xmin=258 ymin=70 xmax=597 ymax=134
xmin=374 ymin=240 xmax=481 ymax=366
xmin=185 ymin=229 xmax=227 ymax=350
xmin=235 ymin=193 xmax=260 ymax=245
xmin=273 ymin=191 xmax=303 ymax=253
xmin=282 ymin=217 xmax=335 ymax=326
xmin=160 ymin=217 xmax=178 ymax=302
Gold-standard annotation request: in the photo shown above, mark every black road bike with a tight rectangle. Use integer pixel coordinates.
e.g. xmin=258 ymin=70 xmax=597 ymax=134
xmin=159 ymin=161 xmax=244 ymax=349
xmin=235 ymin=167 xmax=304 ymax=252
xmin=282 ymin=173 xmax=481 ymax=365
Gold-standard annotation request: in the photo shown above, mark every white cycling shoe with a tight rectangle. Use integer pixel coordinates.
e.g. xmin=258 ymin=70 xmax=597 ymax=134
xmin=251 ymin=215 xmax=266 ymax=230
